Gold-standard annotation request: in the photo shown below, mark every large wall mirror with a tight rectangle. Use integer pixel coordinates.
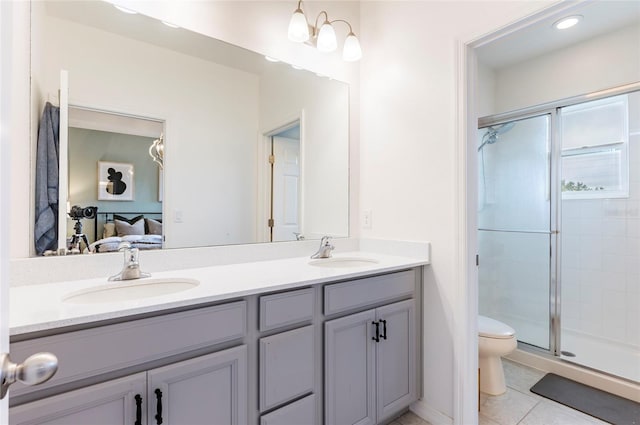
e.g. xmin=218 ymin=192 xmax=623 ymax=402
xmin=31 ymin=0 xmax=349 ymax=256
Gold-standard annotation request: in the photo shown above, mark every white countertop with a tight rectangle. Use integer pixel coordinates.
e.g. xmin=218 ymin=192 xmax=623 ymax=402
xmin=10 ymin=251 xmax=428 ymax=336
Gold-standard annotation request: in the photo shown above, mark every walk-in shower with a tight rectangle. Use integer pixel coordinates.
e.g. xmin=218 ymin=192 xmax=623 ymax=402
xmin=477 ymin=86 xmax=640 ymax=384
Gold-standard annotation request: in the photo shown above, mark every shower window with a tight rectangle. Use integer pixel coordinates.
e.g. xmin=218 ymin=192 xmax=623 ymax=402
xmin=560 ymin=95 xmax=629 ymax=199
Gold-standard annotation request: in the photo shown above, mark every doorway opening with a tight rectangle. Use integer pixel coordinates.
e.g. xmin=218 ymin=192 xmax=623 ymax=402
xmin=261 ymin=120 xmax=302 ymax=243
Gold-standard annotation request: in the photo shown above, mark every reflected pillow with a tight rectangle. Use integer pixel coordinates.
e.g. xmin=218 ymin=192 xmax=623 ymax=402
xmin=115 ymin=218 xmax=145 ymax=236
xmin=103 ymin=222 xmax=116 ymax=239
xmin=145 ymin=218 xmax=163 ymax=235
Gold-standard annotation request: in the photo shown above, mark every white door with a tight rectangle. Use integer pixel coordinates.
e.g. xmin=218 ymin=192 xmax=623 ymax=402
xmin=0 ymin=0 xmax=12 ymax=420
xmin=271 ymin=136 xmax=300 ymax=242
xmin=0 ymin=6 xmax=60 ymax=416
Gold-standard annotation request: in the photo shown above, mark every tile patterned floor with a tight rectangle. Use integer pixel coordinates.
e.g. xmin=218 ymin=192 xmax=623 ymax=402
xmin=479 ymin=359 xmax=609 ymax=425
xmin=390 ymin=359 xmax=610 ymax=425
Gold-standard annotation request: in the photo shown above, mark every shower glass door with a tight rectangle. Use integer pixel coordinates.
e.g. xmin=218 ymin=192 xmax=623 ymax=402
xmin=478 ymin=114 xmax=552 ymax=350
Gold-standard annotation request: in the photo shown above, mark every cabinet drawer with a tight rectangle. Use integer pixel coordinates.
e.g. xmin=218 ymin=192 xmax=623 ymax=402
xmin=260 ymin=394 xmax=316 ymax=425
xmin=259 ymin=288 xmax=314 ymax=331
xmin=324 ymin=270 xmax=415 ymax=316
xmin=10 ymin=301 xmax=247 ymax=397
xmin=259 ymin=325 xmax=315 ymax=411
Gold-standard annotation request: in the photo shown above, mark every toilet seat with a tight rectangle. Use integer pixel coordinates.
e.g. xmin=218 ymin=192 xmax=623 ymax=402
xmin=478 ymin=315 xmax=515 ymax=339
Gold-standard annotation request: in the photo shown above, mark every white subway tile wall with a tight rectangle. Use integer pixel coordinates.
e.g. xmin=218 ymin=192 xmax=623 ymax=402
xmin=560 ymin=91 xmax=640 ymax=381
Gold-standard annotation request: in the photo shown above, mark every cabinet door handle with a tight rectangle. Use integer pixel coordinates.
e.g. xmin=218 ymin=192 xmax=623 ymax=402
xmin=134 ymin=394 xmax=142 ymax=425
xmin=154 ymin=388 xmax=164 ymax=424
xmin=372 ymin=321 xmax=380 ymax=342
xmin=379 ymin=319 xmax=387 ymax=340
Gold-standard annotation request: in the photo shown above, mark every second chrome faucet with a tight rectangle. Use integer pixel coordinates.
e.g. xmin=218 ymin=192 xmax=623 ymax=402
xmin=311 ymin=236 xmax=334 ymax=259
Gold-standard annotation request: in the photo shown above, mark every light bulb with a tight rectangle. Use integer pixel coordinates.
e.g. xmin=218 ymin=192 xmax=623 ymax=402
xmin=288 ymin=9 xmax=310 ymax=42
xmin=317 ymin=21 xmax=337 ymax=52
xmin=553 ymin=15 xmax=582 ymax=30
xmin=342 ymin=33 xmax=362 ymax=61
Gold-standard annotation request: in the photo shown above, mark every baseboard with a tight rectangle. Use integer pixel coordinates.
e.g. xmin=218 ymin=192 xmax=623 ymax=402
xmin=410 ymin=400 xmax=453 ymax=425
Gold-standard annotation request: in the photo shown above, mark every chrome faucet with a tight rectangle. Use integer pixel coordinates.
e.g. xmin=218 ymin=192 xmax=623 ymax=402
xmin=109 ymin=242 xmax=151 ymax=281
xmin=311 ymin=236 xmax=334 ymax=259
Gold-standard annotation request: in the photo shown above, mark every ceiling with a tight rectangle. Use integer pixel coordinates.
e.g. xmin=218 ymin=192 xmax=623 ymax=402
xmin=476 ymin=1 xmax=640 ymax=69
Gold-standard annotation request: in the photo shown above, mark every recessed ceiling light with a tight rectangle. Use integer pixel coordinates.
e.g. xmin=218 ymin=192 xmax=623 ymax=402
xmin=161 ymin=21 xmax=180 ymax=29
xmin=553 ymin=15 xmax=582 ymax=30
xmin=113 ymin=4 xmax=137 ymax=14
xmin=265 ymin=56 xmax=280 ymax=63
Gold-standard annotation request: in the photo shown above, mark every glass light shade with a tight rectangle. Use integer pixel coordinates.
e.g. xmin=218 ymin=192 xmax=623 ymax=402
xmin=316 ymin=22 xmax=337 ymax=52
xmin=288 ymin=9 xmax=310 ymax=42
xmin=342 ymin=33 xmax=362 ymax=61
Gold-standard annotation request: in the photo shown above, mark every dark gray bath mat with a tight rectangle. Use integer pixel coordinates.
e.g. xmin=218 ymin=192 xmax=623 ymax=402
xmin=530 ymin=373 xmax=640 ymax=425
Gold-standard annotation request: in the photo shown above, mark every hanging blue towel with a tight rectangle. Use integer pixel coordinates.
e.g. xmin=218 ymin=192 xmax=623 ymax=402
xmin=34 ymin=102 xmax=60 ymax=254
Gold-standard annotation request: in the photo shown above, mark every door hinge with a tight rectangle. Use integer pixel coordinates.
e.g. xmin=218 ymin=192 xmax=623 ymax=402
xmin=268 ymin=155 xmax=275 ymax=165
xmin=268 ymin=218 xmax=274 ymax=228
xmin=476 ymin=254 xmax=479 ymax=266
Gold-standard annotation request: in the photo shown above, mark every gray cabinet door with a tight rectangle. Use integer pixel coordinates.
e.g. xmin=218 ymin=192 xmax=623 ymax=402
xmin=376 ymin=299 xmax=417 ymax=423
xmin=146 ymin=345 xmax=247 ymax=425
xmin=259 ymin=325 xmax=314 ymax=411
xmin=325 ymin=309 xmax=376 ymax=425
xmin=9 ymin=373 xmax=147 ymax=425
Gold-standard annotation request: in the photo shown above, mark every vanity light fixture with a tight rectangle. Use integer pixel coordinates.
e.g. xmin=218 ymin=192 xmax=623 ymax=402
xmin=149 ymin=134 xmax=164 ymax=169
xmin=553 ymin=15 xmax=582 ymax=30
xmin=113 ymin=4 xmax=138 ymax=15
xmin=287 ymin=0 xmax=362 ymax=61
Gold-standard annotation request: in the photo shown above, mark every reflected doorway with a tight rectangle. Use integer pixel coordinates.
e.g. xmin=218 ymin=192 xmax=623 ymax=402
xmin=265 ymin=121 xmax=302 ymax=242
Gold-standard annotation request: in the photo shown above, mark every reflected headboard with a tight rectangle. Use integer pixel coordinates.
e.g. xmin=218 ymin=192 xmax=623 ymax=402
xmin=93 ymin=211 xmax=163 ymax=243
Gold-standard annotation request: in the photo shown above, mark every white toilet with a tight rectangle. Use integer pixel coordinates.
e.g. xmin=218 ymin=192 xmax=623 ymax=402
xmin=478 ymin=315 xmax=517 ymax=395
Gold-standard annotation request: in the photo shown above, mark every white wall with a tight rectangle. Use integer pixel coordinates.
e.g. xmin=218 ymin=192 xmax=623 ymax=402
xmin=358 ymin=1 xmax=556 ymax=421
xmin=260 ymin=65 xmax=349 ymax=239
xmin=494 ymin=24 xmax=640 ymax=114
xmin=561 ymin=91 xmax=640 ymax=355
xmin=477 ymin=61 xmax=496 ymax=118
xmin=115 ymin=0 xmax=362 ymax=242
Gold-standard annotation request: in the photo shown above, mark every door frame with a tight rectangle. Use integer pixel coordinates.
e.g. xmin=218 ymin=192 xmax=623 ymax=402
xmin=257 ymin=111 xmax=305 ymax=243
xmin=0 ymin=0 xmax=12 ymax=419
xmin=456 ymin=2 xmax=582 ymax=423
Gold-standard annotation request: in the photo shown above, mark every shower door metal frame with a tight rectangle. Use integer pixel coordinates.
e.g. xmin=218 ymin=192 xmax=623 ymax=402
xmin=478 ymin=111 xmax=557 ymax=354
xmin=478 ymin=81 xmax=640 ymax=358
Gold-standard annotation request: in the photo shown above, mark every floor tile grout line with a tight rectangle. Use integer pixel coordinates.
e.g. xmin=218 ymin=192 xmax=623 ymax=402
xmin=515 ymin=399 xmax=542 ymax=425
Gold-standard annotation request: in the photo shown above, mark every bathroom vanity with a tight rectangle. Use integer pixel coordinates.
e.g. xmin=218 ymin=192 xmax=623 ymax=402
xmin=8 ymin=252 xmax=426 ymax=425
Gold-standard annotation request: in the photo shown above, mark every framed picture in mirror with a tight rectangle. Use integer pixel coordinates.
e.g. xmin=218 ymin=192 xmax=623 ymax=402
xmin=98 ymin=161 xmax=134 ymax=201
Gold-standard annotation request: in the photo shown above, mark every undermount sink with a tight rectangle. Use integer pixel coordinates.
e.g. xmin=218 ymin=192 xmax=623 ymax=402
xmin=63 ymin=278 xmax=200 ymax=304
xmin=308 ymin=257 xmax=380 ymax=268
